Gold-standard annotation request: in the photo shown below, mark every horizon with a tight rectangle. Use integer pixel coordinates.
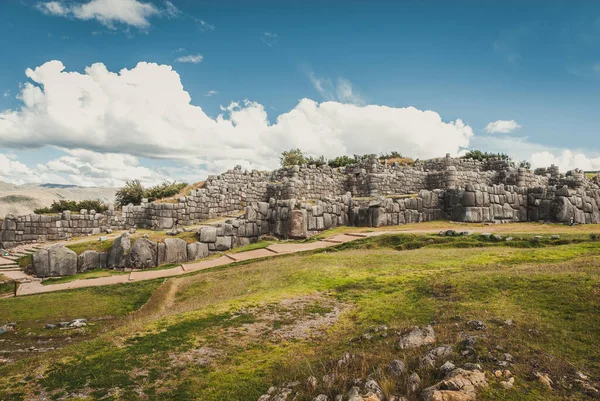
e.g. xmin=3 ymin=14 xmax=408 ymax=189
xmin=1 ymin=0 xmax=599 ymax=187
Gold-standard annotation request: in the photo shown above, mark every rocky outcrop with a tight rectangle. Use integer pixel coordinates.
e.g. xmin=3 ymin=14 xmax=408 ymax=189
xmin=107 ymin=232 xmax=131 ymax=268
xmin=78 ymin=250 xmax=100 ymax=273
xmin=422 ymin=368 xmax=488 ymax=401
xmin=126 ymin=239 xmax=158 ymax=269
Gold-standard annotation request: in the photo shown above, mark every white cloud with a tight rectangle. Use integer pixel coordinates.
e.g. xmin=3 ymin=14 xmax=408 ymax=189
xmin=174 ymin=47 xmax=186 ymax=53
xmin=309 ymin=73 xmax=364 ymax=105
xmin=36 ymin=0 xmax=160 ymax=29
xmin=164 ymin=1 xmax=181 ymax=18
xmin=205 ymin=90 xmax=218 ymax=97
xmin=195 ymin=19 xmax=215 ymax=31
xmin=175 ymin=54 xmax=203 ymax=64
xmin=531 ymin=150 xmax=600 ymax=172
xmin=261 ymin=32 xmax=278 ymax=47
xmin=37 ymin=1 xmax=68 ymax=16
xmin=484 ymin=119 xmax=522 ymax=134
xmin=2 ymin=90 xmax=10 ymax=98
xmin=0 ymin=60 xmax=475 ymax=181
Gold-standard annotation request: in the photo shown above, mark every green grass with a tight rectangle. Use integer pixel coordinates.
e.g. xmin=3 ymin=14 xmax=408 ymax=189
xmin=2 ymin=231 xmax=600 ymax=400
xmin=0 ymin=274 xmax=15 ymax=296
xmin=66 ymin=239 xmax=115 ymax=255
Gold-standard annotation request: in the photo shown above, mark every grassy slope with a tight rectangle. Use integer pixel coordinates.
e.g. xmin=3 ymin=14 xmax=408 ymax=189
xmin=1 ymin=232 xmax=600 ymax=400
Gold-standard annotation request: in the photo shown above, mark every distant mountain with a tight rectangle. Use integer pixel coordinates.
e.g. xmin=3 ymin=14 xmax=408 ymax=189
xmin=0 ymin=181 xmax=117 ymax=218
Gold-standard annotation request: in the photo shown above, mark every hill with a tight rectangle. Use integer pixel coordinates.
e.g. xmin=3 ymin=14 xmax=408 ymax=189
xmin=0 ymin=181 xmax=117 ymax=218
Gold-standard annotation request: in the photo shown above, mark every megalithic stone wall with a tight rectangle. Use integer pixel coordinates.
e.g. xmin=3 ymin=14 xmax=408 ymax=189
xmin=3 ymin=155 xmax=600 ymax=249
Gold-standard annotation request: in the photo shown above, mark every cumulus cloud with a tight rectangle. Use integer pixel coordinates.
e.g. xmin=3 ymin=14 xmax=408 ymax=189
xmin=0 ymin=60 xmax=475 ymax=183
xmin=36 ymin=0 xmax=161 ymax=29
xmin=531 ymin=150 xmax=600 ymax=172
xmin=484 ymin=119 xmax=522 ymax=134
xmin=175 ymin=54 xmax=203 ymax=64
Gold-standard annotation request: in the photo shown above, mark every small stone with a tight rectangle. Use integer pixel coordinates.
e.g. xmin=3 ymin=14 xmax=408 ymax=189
xmin=388 ymin=359 xmax=407 ymax=377
xmin=468 ymin=320 xmax=486 ymax=330
xmin=534 ymin=372 xmax=553 ymax=390
xmin=440 ymin=361 xmax=456 ymax=374
xmin=463 ymin=363 xmax=482 ymax=371
xmin=313 ymin=395 xmax=328 ymax=401
xmin=407 ymin=372 xmax=421 ymax=395
xmin=307 ymin=376 xmax=318 ymax=391
xmin=45 ymin=324 xmax=56 ymax=330
xmin=500 ymin=377 xmax=515 ymax=389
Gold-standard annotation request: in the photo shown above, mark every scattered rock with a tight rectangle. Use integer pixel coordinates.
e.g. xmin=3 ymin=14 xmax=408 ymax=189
xmin=422 ymin=368 xmax=488 ymax=401
xmin=534 ymin=372 xmax=553 ymax=390
xmin=388 ymin=359 xmax=407 ymax=377
xmin=407 ymin=372 xmax=421 ymax=396
xmin=500 ymin=377 xmax=515 ymax=389
xmin=69 ymin=319 xmax=87 ymax=328
xmin=364 ymin=378 xmax=384 ymax=400
xmin=323 ymin=373 xmax=336 ymax=388
xmin=463 ymin=363 xmax=482 ymax=371
xmin=129 ymin=228 xmax=136 ymax=234
xmin=126 ymin=239 xmax=158 ymax=269
xmin=397 ymin=325 xmax=436 ymax=349
xmin=422 ymin=345 xmax=453 ymax=368
xmin=45 ymin=324 xmax=56 ymax=330
xmin=313 ymin=395 xmax=328 ymax=401
xmin=440 ymin=361 xmax=456 ymax=374
xmin=306 ymin=376 xmax=318 ymax=391
xmin=107 ymin=233 xmax=131 ymax=268
xmin=467 ymin=320 xmax=486 ymax=330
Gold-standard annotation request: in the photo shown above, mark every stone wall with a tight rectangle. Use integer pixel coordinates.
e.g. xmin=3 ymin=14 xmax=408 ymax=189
xmin=3 ymin=155 xmax=600 ymax=249
xmin=0 ymin=209 xmax=126 ymax=248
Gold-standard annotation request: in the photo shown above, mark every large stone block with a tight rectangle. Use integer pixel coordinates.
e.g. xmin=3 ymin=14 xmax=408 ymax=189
xmin=289 ymin=209 xmax=307 ymax=239
xmin=32 ymin=248 xmax=50 ymax=277
xmin=199 ymin=226 xmax=217 ymax=243
xmin=126 ymin=239 xmax=158 ymax=269
xmin=47 ymin=244 xmax=77 ymax=277
xmin=78 ymin=250 xmax=100 ymax=273
xmin=164 ymin=238 xmax=188 ymax=264
xmin=107 ymin=233 xmax=131 ymax=268
xmin=215 ymin=236 xmax=232 ymax=251
xmin=187 ymin=242 xmax=209 ymax=261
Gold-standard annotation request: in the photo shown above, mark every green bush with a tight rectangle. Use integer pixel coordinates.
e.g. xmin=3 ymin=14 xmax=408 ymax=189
xmin=115 ymin=180 xmax=145 ymax=206
xmin=34 ymin=199 xmax=108 ymax=214
xmin=461 ymin=149 xmax=511 ymax=161
xmin=518 ymin=160 xmax=532 ymax=169
xmin=306 ymin=155 xmax=327 ymax=167
xmin=280 ymin=148 xmax=307 ymax=167
xmin=115 ymin=180 xmax=188 ymax=206
xmin=145 ymin=181 xmax=188 ymax=202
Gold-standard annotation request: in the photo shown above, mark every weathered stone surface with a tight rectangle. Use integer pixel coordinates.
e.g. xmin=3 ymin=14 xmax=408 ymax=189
xmin=77 ymin=250 xmax=99 ymax=272
xmin=126 ymin=239 xmax=158 ymax=269
xmin=397 ymin=325 xmax=436 ymax=349
xmin=164 ymin=238 xmax=188 ymax=264
xmin=289 ymin=209 xmax=307 ymax=239
xmin=33 ymin=244 xmax=78 ymax=277
xmin=187 ymin=242 xmax=209 ymax=261
xmin=199 ymin=226 xmax=217 ymax=243
xmin=215 ymin=236 xmax=232 ymax=251
xmin=108 ymin=233 xmax=131 ymax=268
xmin=422 ymin=368 xmax=488 ymax=401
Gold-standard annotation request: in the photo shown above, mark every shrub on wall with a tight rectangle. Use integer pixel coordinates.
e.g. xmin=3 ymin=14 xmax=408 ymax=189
xmin=115 ymin=180 xmax=189 ymax=206
xmin=34 ymin=199 xmax=109 ymax=214
xmin=461 ymin=150 xmax=511 ymax=161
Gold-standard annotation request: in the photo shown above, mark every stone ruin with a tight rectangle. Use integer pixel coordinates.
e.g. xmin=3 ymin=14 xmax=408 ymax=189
xmin=3 ymin=153 xmax=600 ymax=275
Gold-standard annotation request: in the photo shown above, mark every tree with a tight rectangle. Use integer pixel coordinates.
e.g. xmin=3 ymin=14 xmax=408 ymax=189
xmin=280 ymin=148 xmax=307 ymax=167
xmin=518 ymin=160 xmax=531 ymax=169
xmin=115 ymin=180 xmax=145 ymax=206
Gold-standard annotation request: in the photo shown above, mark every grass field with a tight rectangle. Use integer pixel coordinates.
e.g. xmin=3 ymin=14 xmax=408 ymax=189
xmin=1 ymin=227 xmax=600 ymax=400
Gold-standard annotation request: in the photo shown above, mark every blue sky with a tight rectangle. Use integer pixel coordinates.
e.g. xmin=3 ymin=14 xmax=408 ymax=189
xmin=0 ymin=0 xmax=599 ymax=186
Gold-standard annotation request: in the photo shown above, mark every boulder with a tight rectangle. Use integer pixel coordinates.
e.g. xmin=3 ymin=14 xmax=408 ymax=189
xmin=422 ymin=368 xmax=487 ymax=401
xmin=289 ymin=209 xmax=308 ymax=239
xmin=32 ymin=248 xmax=50 ymax=277
xmin=187 ymin=242 xmax=209 ymax=261
xmin=397 ymin=325 xmax=436 ymax=349
xmin=164 ymin=238 xmax=188 ymax=264
xmin=77 ymin=250 xmax=100 ymax=273
xmin=33 ymin=244 xmax=77 ymax=277
xmin=388 ymin=359 xmax=407 ymax=377
xmin=126 ymin=239 xmax=158 ymax=269
xmin=199 ymin=226 xmax=217 ymax=243
xmin=107 ymin=233 xmax=131 ymax=268
xmin=215 ymin=236 xmax=232 ymax=251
